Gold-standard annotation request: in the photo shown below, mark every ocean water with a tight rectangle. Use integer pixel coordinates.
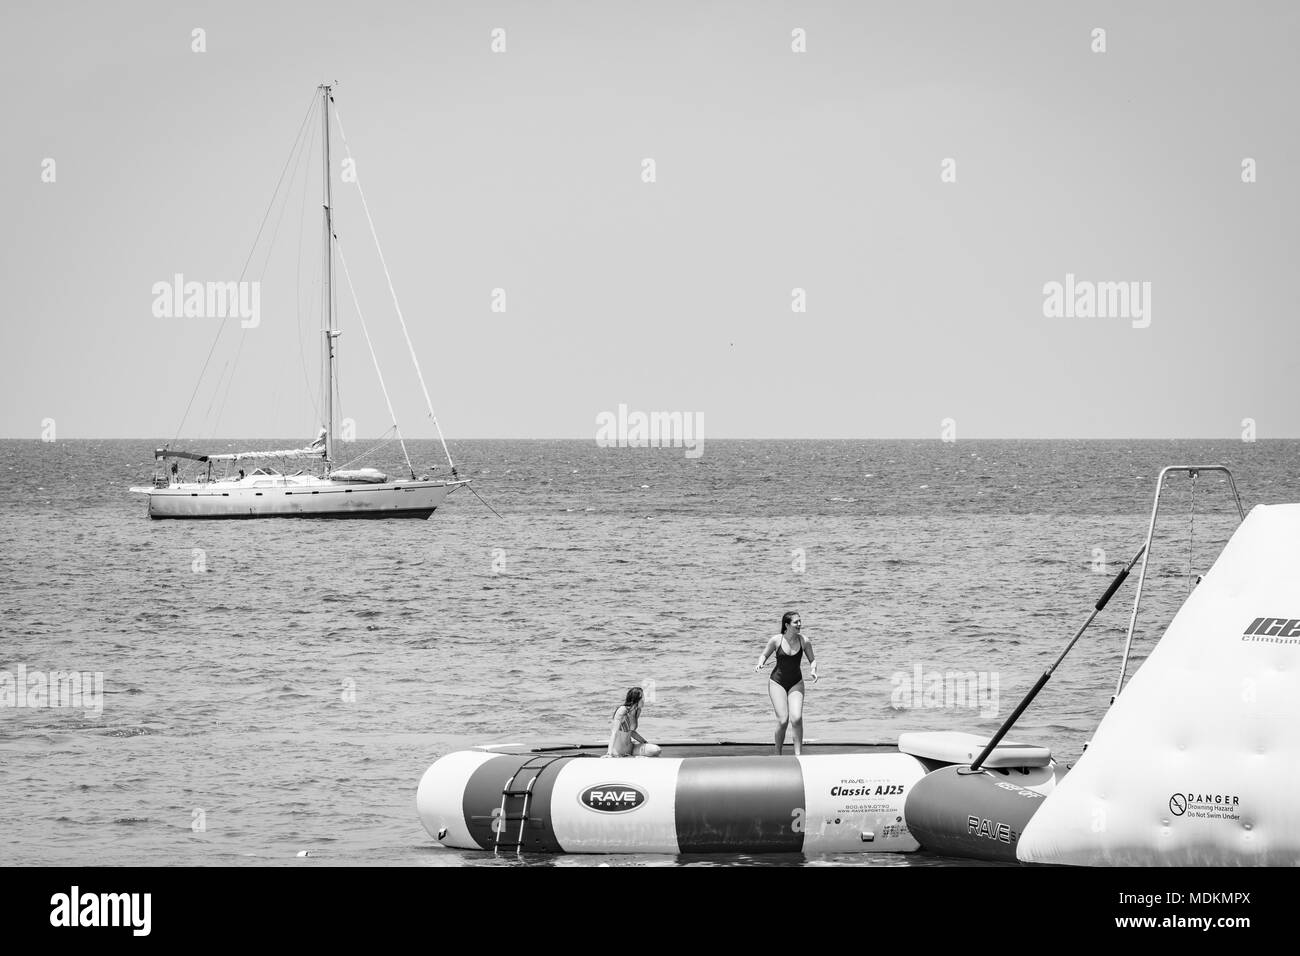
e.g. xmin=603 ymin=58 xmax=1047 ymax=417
xmin=1 ymin=438 xmax=1296 ymax=867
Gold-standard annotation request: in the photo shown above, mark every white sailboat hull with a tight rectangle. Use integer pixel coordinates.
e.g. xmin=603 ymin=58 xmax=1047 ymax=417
xmin=131 ymin=478 xmax=465 ymax=519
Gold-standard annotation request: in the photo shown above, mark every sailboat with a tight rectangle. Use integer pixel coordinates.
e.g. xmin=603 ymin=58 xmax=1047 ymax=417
xmin=131 ymin=84 xmax=468 ymax=519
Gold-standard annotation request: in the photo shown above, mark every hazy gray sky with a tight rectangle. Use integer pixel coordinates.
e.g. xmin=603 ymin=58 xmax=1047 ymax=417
xmin=2 ymin=0 xmax=1297 ymax=439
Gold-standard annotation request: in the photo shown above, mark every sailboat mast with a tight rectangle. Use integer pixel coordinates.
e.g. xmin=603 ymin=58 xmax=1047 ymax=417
xmin=321 ymin=82 xmax=336 ymax=469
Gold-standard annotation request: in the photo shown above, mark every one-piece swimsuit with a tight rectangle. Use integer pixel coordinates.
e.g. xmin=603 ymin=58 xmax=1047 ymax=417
xmin=770 ymin=640 xmax=804 ymax=692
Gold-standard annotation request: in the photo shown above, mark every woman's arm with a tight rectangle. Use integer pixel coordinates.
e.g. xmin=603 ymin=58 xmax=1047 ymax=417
xmin=628 ymin=705 xmax=646 ymax=743
xmin=606 ymin=706 xmax=626 ymax=756
xmin=804 ymin=638 xmax=818 ymax=681
xmin=755 ymin=636 xmax=779 ymax=671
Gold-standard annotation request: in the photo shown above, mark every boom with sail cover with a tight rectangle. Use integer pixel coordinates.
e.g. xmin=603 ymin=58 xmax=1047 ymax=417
xmin=155 ymin=428 xmax=327 ymax=463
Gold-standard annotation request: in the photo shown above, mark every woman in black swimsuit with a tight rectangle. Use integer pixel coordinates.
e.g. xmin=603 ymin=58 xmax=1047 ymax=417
xmin=754 ymin=610 xmax=818 ymax=755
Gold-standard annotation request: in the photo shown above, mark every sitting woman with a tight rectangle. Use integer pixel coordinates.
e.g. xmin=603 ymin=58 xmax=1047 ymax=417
xmin=605 ymin=686 xmax=661 ymax=757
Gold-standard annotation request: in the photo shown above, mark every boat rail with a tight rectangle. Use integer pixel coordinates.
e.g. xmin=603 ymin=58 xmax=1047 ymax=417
xmin=1113 ymin=465 xmax=1246 ymax=701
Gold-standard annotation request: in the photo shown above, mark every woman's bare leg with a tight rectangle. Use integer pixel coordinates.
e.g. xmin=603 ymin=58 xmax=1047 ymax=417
xmin=788 ymin=684 xmax=806 ymax=756
xmin=768 ymin=680 xmax=789 ymax=754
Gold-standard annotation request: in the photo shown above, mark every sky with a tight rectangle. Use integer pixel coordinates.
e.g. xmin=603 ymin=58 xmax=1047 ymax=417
xmin=2 ymin=0 xmax=1298 ymax=439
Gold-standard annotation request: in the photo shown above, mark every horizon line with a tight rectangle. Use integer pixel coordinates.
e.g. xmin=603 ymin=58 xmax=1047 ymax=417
xmin=4 ymin=436 xmax=1298 ymax=443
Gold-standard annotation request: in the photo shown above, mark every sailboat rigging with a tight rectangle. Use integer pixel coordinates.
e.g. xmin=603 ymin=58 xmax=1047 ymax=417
xmin=131 ymin=83 xmax=468 ymax=519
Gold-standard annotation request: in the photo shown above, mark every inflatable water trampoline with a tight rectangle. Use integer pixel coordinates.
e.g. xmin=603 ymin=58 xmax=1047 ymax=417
xmin=417 ymin=732 xmax=1059 ymax=855
xmin=417 ymin=467 xmax=1300 ymax=865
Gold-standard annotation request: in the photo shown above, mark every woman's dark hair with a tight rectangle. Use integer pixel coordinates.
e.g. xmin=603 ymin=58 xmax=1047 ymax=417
xmin=614 ymin=686 xmax=644 ymax=719
xmin=780 ymin=610 xmax=800 ymax=635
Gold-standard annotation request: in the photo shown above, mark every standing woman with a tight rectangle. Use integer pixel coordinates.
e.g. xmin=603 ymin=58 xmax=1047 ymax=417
xmin=605 ymin=687 xmax=661 ymax=757
xmin=755 ymin=611 xmax=818 ymax=755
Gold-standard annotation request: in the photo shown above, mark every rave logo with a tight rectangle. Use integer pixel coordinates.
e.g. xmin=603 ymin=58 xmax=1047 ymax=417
xmin=580 ymin=784 xmax=647 ymax=813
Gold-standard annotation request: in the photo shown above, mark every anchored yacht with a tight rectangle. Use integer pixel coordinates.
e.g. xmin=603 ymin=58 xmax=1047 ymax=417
xmin=131 ymin=84 xmax=467 ymax=519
